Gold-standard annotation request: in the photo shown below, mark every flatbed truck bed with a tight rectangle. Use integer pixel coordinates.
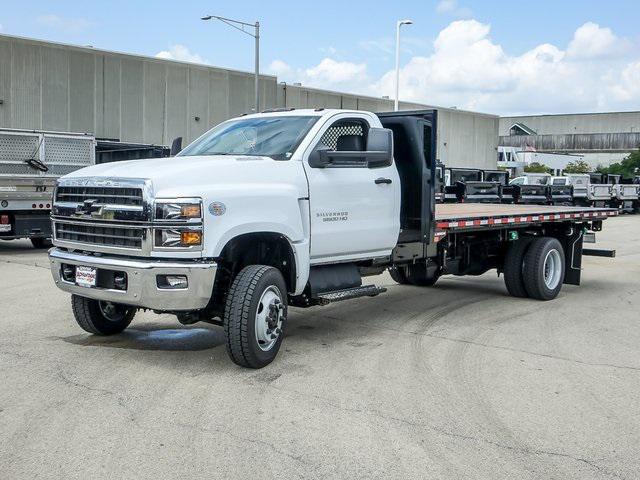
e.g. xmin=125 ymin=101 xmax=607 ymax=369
xmin=434 ymin=203 xmax=617 ymax=232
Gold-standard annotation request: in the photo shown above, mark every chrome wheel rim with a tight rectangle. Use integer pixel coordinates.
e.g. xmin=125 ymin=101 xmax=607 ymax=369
xmin=255 ymin=286 xmax=284 ymax=352
xmin=543 ymin=249 xmax=562 ymax=289
xmin=99 ymin=301 xmax=127 ymax=322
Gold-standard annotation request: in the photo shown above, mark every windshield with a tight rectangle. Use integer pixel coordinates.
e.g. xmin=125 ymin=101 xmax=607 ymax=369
xmin=178 ymin=116 xmax=318 ymax=160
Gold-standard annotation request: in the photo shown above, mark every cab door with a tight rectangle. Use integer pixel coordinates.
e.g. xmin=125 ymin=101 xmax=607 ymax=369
xmin=302 ymin=114 xmax=400 ymax=264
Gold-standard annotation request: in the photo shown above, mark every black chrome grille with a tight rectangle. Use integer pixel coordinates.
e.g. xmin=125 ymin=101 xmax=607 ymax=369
xmin=56 ymin=186 xmax=143 ymax=206
xmin=55 ymin=222 xmax=144 ymax=249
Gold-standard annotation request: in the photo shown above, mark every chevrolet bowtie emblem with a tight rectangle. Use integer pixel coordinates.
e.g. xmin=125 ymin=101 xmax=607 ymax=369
xmin=75 ymin=199 xmax=103 ymax=217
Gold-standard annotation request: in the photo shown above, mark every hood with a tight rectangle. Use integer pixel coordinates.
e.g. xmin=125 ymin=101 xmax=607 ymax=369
xmin=63 ymin=155 xmax=307 ymax=198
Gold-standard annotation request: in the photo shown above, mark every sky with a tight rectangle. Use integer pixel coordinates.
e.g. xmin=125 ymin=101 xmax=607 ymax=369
xmin=1 ymin=0 xmax=639 ymax=115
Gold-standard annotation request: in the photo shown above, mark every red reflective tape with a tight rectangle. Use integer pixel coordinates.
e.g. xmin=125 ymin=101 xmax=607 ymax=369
xmin=436 ymin=222 xmax=449 ymax=229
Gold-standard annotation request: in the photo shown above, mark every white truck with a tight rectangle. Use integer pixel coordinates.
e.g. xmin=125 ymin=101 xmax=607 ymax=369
xmin=0 ymin=128 xmax=95 ymax=247
xmin=49 ymin=109 xmax=617 ymax=368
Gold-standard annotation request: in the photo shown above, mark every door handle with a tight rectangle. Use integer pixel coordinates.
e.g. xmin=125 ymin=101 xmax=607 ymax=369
xmin=375 ymin=178 xmax=392 ymax=185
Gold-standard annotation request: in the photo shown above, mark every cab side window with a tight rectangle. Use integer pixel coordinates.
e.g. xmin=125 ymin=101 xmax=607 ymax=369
xmin=318 ymin=119 xmax=368 ymax=151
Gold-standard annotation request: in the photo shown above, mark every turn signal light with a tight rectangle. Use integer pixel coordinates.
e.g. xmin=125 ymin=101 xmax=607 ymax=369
xmin=180 ymin=231 xmax=202 ymax=246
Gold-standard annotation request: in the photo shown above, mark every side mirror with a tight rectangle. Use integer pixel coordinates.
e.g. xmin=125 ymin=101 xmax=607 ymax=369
xmin=308 ymin=128 xmax=394 ymax=169
xmin=170 ymin=137 xmax=183 ymax=156
xmin=309 ymin=145 xmax=332 ymax=168
xmin=365 ymin=127 xmax=393 ymax=168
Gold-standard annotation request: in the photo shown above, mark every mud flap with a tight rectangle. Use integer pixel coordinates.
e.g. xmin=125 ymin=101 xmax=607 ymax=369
xmin=560 ymin=227 xmax=584 ymax=286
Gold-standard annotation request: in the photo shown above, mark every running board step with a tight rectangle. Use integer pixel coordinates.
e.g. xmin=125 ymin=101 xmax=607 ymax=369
xmin=315 ymin=285 xmax=387 ymax=305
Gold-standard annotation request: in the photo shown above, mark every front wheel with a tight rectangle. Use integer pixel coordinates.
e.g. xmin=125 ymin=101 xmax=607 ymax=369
xmin=71 ymin=295 xmax=136 ymax=335
xmin=224 ymin=265 xmax=288 ymax=368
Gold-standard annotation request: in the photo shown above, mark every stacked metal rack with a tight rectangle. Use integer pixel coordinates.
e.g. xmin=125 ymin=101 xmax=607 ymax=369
xmin=436 ymin=164 xmax=640 ymax=213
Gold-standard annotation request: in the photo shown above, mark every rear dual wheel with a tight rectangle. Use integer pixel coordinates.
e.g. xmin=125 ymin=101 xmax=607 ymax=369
xmin=503 ymin=237 xmax=565 ymax=300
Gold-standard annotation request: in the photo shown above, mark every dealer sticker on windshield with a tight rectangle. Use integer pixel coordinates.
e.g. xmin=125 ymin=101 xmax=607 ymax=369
xmin=75 ymin=266 xmax=97 ymax=288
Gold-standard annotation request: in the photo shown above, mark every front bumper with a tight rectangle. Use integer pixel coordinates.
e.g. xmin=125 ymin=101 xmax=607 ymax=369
xmin=49 ymin=248 xmax=217 ymax=311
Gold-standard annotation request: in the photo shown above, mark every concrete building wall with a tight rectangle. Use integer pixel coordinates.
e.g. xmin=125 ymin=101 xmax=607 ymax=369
xmin=437 ymin=108 xmax=498 ymax=169
xmin=499 ymin=112 xmax=640 ymax=167
xmin=0 ymin=34 xmax=498 ymax=169
xmin=499 ymin=111 xmax=640 ymax=135
xmin=0 ymin=34 xmax=278 ymax=145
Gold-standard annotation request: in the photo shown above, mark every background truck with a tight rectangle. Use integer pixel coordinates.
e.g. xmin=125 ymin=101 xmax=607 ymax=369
xmin=48 ymin=109 xmax=616 ymax=368
xmin=0 ymin=128 xmax=95 ymax=247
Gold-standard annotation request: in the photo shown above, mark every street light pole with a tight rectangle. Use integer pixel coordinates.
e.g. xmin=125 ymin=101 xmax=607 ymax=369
xmin=202 ymin=15 xmax=261 ymax=112
xmin=254 ymin=21 xmax=260 ymax=113
xmin=394 ymin=19 xmax=413 ymax=111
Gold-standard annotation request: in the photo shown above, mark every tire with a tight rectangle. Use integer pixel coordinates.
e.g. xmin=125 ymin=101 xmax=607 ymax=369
xmin=224 ymin=265 xmax=288 ymax=368
xmin=71 ymin=295 xmax=136 ymax=335
xmin=406 ymin=263 xmax=440 ymax=286
xmin=503 ymin=237 xmax=533 ymax=298
xmin=389 ymin=265 xmax=410 ymax=284
xmin=31 ymin=237 xmax=53 ymax=249
xmin=522 ymin=237 xmax=565 ymax=301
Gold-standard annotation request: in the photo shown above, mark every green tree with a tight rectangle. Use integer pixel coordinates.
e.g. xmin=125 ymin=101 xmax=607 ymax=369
xmin=524 ymin=162 xmax=550 ymax=173
xmin=563 ymin=159 xmax=591 ymax=174
xmin=601 ymin=149 xmax=640 ymax=178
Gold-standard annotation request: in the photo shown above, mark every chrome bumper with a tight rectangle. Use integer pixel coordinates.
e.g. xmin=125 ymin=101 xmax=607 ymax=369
xmin=49 ymin=248 xmax=217 ymax=311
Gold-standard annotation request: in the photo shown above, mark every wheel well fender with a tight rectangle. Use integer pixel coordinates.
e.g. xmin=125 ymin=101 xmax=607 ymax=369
xmin=216 ymin=232 xmax=298 ymax=294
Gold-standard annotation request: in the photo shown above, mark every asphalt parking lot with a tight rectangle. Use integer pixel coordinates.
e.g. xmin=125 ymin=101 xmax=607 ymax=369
xmin=1 ymin=216 xmax=639 ymax=480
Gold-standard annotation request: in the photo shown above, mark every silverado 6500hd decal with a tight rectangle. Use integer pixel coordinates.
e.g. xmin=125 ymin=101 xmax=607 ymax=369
xmin=316 ymin=211 xmax=349 ymax=222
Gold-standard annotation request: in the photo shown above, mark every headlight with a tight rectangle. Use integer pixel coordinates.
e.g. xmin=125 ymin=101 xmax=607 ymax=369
xmin=155 ymin=229 xmax=202 ymax=248
xmin=153 ymin=198 xmax=203 ymax=250
xmin=155 ymin=199 xmax=202 ymax=222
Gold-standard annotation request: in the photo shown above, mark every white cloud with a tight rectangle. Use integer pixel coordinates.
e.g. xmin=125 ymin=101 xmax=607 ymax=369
xmin=305 ymin=58 xmax=367 ymax=86
xmin=0 ymin=24 xmax=3 ymax=31
xmin=269 ymin=58 xmax=368 ymax=90
xmin=155 ymin=45 xmax=207 ymax=64
xmin=609 ymin=61 xmax=640 ymax=102
xmin=356 ymin=20 xmax=640 ymax=115
xmin=567 ymin=22 xmax=629 ymax=59
xmin=436 ymin=0 xmax=473 ymax=19
xmin=36 ymin=14 xmax=93 ymax=33
xmin=268 ymin=59 xmax=293 ymax=77
xmin=270 ymin=19 xmax=639 ymax=115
